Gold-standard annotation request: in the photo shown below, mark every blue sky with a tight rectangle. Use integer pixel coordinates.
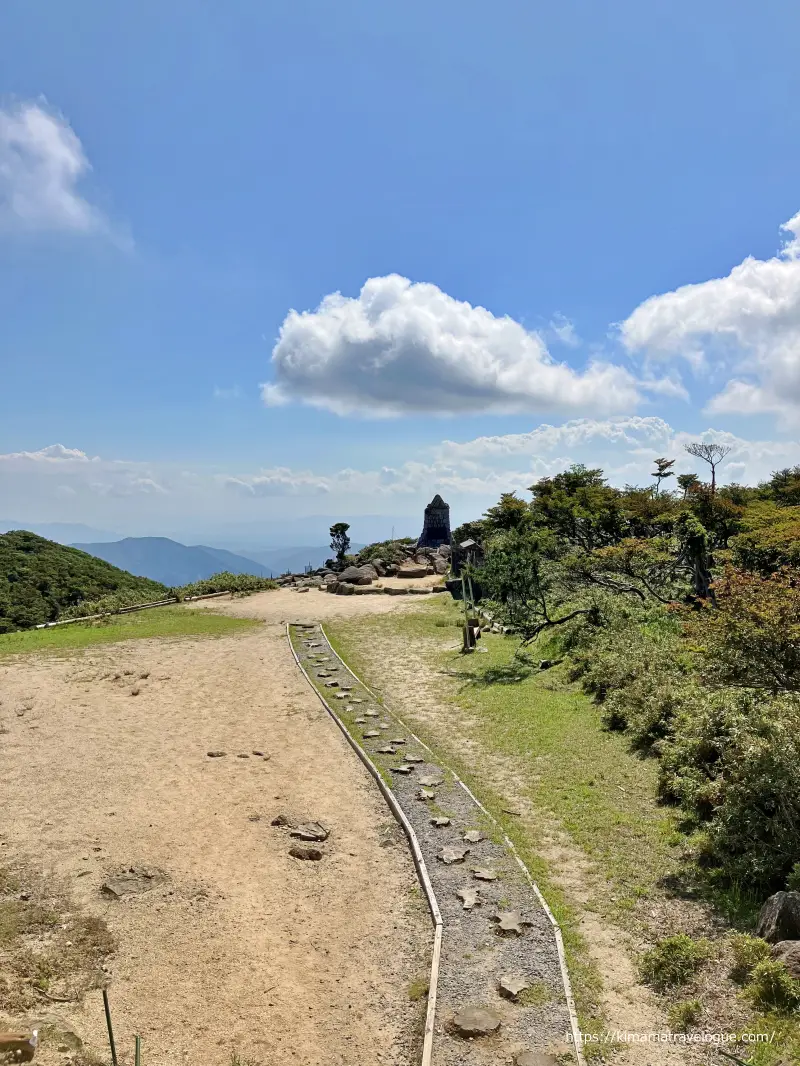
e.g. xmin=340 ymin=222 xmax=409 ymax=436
xmin=2 ymin=1 xmax=800 ymax=542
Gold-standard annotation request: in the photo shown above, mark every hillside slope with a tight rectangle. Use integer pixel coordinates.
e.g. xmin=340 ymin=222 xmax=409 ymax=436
xmin=0 ymin=530 xmax=167 ymax=632
xmin=72 ymin=537 xmax=265 ymax=586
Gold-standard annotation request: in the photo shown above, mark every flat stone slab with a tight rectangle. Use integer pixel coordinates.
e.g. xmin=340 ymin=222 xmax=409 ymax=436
xmin=354 ymin=717 xmax=366 ymax=724
xmin=499 ymin=974 xmax=530 ymax=1000
xmin=494 ymin=910 xmax=528 ymax=935
xmin=364 ymin=709 xmax=379 ymax=717
xmin=363 ymin=730 xmax=381 ymax=738
xmin=457 ymin=886 xmax=481 ymax=910
xmin=290 ymin=822 xmax=330 ymax=842
xmin=419 ymin=775 xmax=444 ymax=787
xmin=102 ymin=867 xmax=166 ymax=899
xmin=390 ymin=737 xmax=405 ymax=745
xmin=324 ymin=680 xmax=340 ymax=688
xmin=430 ymin=817 xmax=451 ymax=827
xmin=472 ymin=867 xmax=499 ymax=881
xmin=438 ymin=846 xmax=470 ymax=865
xmin=417 ymin=789 xmax=436 ymax=801
xmin=376 ymin=746 xmax=396 ymax=754
xmin=405 ymin=754 xmax=425 ymax=763
xmin=394 ymin=765 xmax=414 ymax=775
xmin=514 ymin=1053 xmax=560 ymax=1066
xmin=464 ymin=830 xmax=484 ymax=844
xmin=206 ymin=751 xmax=227 ymax=758
xmin=451 ymin=1005 xmax=502 ymax=1037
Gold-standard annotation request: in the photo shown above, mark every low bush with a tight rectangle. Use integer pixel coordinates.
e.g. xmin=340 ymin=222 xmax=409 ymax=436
xmin=667 ymin=999 xmax=703 ymax=1032
xmin=729 ymin=934 xmax=772 ymax=983
xmin=639 ymin=934 xmax=711 ymax=991
xmin=175 ymin=572 xmax=277 ymax=599
xmin=355 ymin=538 xmax=415 ymax=566
xmin=746 ymin=959 xmax=800 ymax=1014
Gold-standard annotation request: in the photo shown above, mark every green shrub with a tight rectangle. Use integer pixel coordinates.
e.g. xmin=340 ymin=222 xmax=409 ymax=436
xmin=730 ymin=509 xmax=800 ymax=575
xmin=639 ymin=935 xmax=711 ymax=991
xmin=746 ymin=959 xmax=800 ymax=1013
xmin=788 ymin=863 xmax=800 ymax=892
xmin=175 ymin=572 xmax=277 ymax=599
xmin=667 ymin=998 xmax=703 ymax=1032
xmin=659 ymin=690 xmax=800 ymax=889
xmin=355 ymin=538 xmax=415 ymax=566
xmin=729 ymin=933 xmax=772 ymax=983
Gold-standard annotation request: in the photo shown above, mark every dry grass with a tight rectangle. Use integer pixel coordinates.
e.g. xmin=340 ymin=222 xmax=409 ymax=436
xmin=0 ymin=863 xmax=115 ymax=1014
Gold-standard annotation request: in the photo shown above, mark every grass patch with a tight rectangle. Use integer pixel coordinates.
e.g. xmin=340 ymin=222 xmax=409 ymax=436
xmin=407 ymin=976 xmax=429 ymax=1002
xmin=517 ymin=980 xmax=553 ymax=1007
xmin=0 ymin=604 xmax=260 ymax=659
xmin=639 ymin=934 xmax=711 ymax=990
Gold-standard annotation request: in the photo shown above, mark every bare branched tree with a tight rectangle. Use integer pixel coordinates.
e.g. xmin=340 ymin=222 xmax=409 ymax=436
xmin=684 ymin=442 xmax=732 ymax=497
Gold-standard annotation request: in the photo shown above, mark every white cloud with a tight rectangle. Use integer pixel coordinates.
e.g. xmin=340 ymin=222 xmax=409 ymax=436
xmin=0 ymin=102 xmax=111 ymax=234
xmin=548 ymin=313 xmax=580 ymax=347
xmin=223 ymin=469 xmax=330 ymax=497
xmin=620 ymin=210 xmax=800 ymax=421
xmin=0 ymin=443 xmax=95 ymax=463
xmin=265 ymin=274 xmax=645 ymax=417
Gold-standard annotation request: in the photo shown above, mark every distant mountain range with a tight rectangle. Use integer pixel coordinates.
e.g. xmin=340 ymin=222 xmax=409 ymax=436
xmin=71 ymin=537 xmax=272 ymax=586
xmin=1 ymin=520 xmax=123 ymax=544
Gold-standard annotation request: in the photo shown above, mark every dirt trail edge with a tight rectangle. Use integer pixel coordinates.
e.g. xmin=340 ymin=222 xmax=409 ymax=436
xmin=289 ymin=622 xmax=583 ymax=1066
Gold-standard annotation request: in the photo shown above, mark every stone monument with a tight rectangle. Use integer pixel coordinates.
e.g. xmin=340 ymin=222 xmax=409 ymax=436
xmin=416 ymin=493 xmax=451 ymax=550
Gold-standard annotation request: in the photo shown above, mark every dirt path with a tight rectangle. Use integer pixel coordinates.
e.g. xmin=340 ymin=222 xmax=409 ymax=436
xmin=0 ymin=607 xmax=430 ymax=1066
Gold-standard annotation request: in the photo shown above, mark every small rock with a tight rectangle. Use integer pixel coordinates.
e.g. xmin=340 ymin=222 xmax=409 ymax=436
xmin=364 ymin=709 xmax=378 ymax=716
xmin=419 ymin=776 xmax=444 ymax=787
xmin=438 ymin=846 xmax=470 ymax=865
xmin=325 ymin=680 xmax=340 ymax=688
xmin=271 ymin=813 xmax=291 ymax=826
xmin=207 ymin=751 xmax=227 ymax=758
xmin=289 ymin=845 xmax=323 ymax=861
xmin=236 ymin=753 xmax=249 ymax=759
xmin=252 ymin=750 xmax=265 ymax=756
xmin=335 ymin=693 xmax=347 ymax=700
xmin=771 ymin=940 xmax=800 ymax=979
xmin=451 ymin=1005 xmax=501 ymax=1038
xmin=406 ymin=755 xmax=425 ymax=763
xmin=378 ymin=723 xmax=390 ymax=729
xmin=129 ymin=686 xmax=141 ymax=696
xmin=363 ymin=730 xmax=381 ymax=738
xmin=394 ymin=765 xmax=414 ymax=775
xmin=457 ymin=887 xmax=480 ymax=910
xmin=390 ymin=738 xmax=406 ymax=745
xmin=417 ymin=789 xmax=436 ymax=801
xmin=376 ymin=746 xmax=396 ymax=754
xmin=498 ymin=974 xmax=530 ymax=1000
xmin=354 ymin=717 xmax=366 ymax=724
xmin=430 ymin=817 xmax=451 ymax=827
xmin=464 ymin=830 xmax=483 ymax=844
xmin=472 ymin=867 xmax=498 ymax=881
xmin=290 ymin=822 xmax=330 ymax=842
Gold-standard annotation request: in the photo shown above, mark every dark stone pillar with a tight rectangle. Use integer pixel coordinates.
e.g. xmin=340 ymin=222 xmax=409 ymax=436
xmin=417 ymin=494 xmax=451 ymax=549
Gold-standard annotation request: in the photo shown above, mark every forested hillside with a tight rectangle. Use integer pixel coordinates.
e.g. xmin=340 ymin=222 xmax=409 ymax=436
xmin=0 ymin=530 xmax=168 ymax=632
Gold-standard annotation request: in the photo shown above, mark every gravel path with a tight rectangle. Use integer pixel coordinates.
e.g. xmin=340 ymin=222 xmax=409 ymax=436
xmin=291 ymin=622 xmax=578 ymax=1066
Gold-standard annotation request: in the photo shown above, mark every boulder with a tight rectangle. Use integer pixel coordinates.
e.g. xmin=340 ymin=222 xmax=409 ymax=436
xmin=338 ymin=565 xmax=371 ymax=585
xmin=432 ymin=555 xmax=449 ymax=575
xmin=358 ymin=564 xmax=378 ymax=582
xmin=756 ymin=892 xmax=800 ymax=943
xmin=396 ymin=562 xmax=428 ymax=579
xmin=370 ymin=557 xmax=386 ymax=575
xmin=771 ymin=941 xmax=800 ymax=979
xmin=335 ymin=582 xmax=355 ymax=595
xmin=384 ymin=587 xmax=408 ymax=596
xmin=326 ymin=582 xmax=340 ymax=594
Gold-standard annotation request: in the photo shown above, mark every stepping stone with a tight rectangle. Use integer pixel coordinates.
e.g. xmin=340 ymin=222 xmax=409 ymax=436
xmin=394 ymin=765 xmax=413 ymax=775
xmin=457 ymin=886 xmax=480 ymax=910
xmin=417 ymin=789 xmax=436 ymax=801
xmin=324 ymin=680 xmax=340 ymax=688
xmin=451 ymin=1006 xmax=501 ymax=1038
xmin=290 ymin=822 xmax=330 ymax=842
xmin=419 ymin=776 xmax=444 ymax=788
xmin=472 ymin=867 xmax=498 ymax=881
xmin=406 ymin=754 xmax=424 ymax=763
xmin=376 ymin=746 xmax=396 ymax=754
xmin=430 ymin=817 xmax=451 ymax=827
xmin=390 ymin=738 xmax=406 ymax=745
xmin=364 ymin=710 xmax=379 ymax=718
xmin=379 ymin=723 xmax=390 ymax=730
xmin=339 ymin=683 xmax=353 ymax=691
xmin=345 ymin=705 xmax=355 ymax=712
xmin=206 ymin=751 xmax=227 ymax=758
xmin=289 ymin=845 xmax=323 ymax=861
xmin=236 ymin=753 xmax=250 ymax=759
xmin=494 ymin=910 xmax=528 ymax=935
xmin=363 ymin=730 xmax=381 ymax=738
xmin=464 ymin=830 xmax=483 ymax=844
xmin=514 ymin=1054 xmax=559 ymax=1066
xmin=354 ymin=717 xmax=366 ymax=724
xmin=352 ymin=697 xmax=365 ymax=704
xmin=335 ymin=693 xmax=347 ymax=699
xmin=499 ymin=974 xmax=530 ymax=1000
xmin=438 ymin=846 xmax=470 ymax=865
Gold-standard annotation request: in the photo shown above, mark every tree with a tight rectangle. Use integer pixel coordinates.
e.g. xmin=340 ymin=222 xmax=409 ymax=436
xmin=684 ymin=442 xmax=733 ymax=497
xmin=677 ymin=473 xmax=700 ymax=499
xmin=651 ymin=457 xmax=676 ymax=497
xmin=483 ymin=493 xmax=532 ymax=534
xmin=329 ymin=522 xmax=351 ymax=564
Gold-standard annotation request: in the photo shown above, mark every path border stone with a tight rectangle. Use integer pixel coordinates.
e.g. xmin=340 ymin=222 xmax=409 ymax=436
xmin=287 ymin=622 xmax=585 ymax=1066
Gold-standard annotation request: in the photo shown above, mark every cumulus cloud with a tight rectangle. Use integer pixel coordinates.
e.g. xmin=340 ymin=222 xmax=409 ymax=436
xmin=620 ymin=211 xmax=800 ymax=421
xmin=264 ymin=275 xmax=645 ymax=416
xmin=223 ymin=469 xmax=330 ymax=497
xmin=0 ymin=443 xmax=95 ymax=463
xmin=0 ymin=102 xmax=111 ymax=234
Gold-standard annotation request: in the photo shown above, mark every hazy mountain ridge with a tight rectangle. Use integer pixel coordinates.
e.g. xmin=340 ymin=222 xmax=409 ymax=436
xmin=71 ymin=537 xmax=269 ymax=586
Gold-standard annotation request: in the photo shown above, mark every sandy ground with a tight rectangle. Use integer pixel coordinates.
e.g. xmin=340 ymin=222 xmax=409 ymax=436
xmin=0 ymin=592 xmax=434 ymax=1066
